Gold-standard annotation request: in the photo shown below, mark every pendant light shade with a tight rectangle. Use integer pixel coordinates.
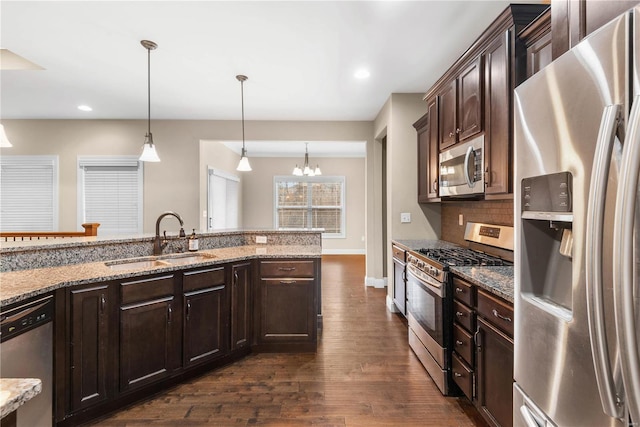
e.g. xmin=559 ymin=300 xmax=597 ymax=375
xmin=292 ymin=143 xmax=321 ymax=176
xmin=139 ymin=40 xmax=160 ymax=162
xmin=0 ymin=124 xmax=13 ymax=148
xmin=236 ymin=75 xmax=251 ymax=172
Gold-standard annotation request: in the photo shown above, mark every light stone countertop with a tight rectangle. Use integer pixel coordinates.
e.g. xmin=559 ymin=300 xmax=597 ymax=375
xmin=0 ymin=244 xmax=321 ymax=307
xmin=0 ymin=378 xmax=42 ymax=419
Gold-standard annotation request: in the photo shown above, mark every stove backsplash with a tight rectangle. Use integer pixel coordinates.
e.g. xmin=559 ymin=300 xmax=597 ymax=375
xmin=441 ymin=200 xmax=513 ymax=246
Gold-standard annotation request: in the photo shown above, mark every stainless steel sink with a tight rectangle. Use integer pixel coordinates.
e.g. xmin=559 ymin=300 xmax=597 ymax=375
xmin=158 ymin=253 xmax=216 ymax=265
xmin=105 ymin=253 xmax=216 ymax=270
xmin=105 ymin=259 xmax=170 ymax=270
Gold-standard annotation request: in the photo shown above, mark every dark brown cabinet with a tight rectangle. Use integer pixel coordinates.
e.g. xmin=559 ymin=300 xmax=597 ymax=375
xmin=119 ymin=274 xmax=180 ymax=393
xmin=68 ymin=283 xmax=112 ymax=411
xmin=391 ymin=244 xmax=406 ymax=316
xmin=520 ymin=8 xmax=552 ymax=78
xmin=231 ymin=261 xmax=252 ymax=350
xmin=439 ymin=57 xmax=483 ymax=150
xmin=415 ymin=97 xmax=440 ymax=203
xmin=257 ymin=260 xmax=318 ymax=350
xmin=183 ymin=267 xmax=228 ymax=367
xmin=475 ymin=289 xmax=514 ymax=427
xmin=451 ymin=277 xmax=476 ymax=401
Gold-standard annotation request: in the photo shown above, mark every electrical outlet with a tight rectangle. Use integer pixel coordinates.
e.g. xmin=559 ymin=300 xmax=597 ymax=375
xmin=255 ymin=235 xmax=267 ymax=244
xmin=459 ymin=214 xmax=464 ymax=226
xmin=400 ymin=213 xmax=411 ymax=223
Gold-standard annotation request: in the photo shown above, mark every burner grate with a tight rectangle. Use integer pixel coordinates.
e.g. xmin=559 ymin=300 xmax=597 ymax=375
xmin=417 ymin=248 xmax=511 ymax=267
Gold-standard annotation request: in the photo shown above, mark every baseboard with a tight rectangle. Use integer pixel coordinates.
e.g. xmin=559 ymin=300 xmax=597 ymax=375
xmin=321 ymin=249 xmax=366 ymax=255
xmin=386 ymin=294 xmax=399 ymax=313
xmin=365 ymin=276 xmax=387 ymax=288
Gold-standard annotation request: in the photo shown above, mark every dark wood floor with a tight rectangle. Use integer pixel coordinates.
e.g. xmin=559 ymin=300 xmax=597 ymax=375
xmin=89 ymin=255 xmax=486 ymax=426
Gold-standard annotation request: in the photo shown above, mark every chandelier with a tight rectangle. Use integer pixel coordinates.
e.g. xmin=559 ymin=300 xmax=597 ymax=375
xmin=293 ymin=143 xmax=321 ymax=176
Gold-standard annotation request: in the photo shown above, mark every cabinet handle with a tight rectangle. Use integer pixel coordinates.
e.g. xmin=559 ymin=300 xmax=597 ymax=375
xmin=186 ymin=300 xmax=191 ymax=321
xmin=454 ymin=372 xmax=463 ymax=378
xmin=456 ymin=311 xmax=464 ymax=318
xmin=456 ymin=340 xmax=464 ymax=346
xmin=278 ymin=267 xmax=296 ymax=271
xmin=485 ymin=166 xmax=490 ymax=187
xmin=492 ymin=309 xmax=512 ymax=322
xmin=402 ymin=270 xmax=407 ymax=282
xmin=234 ymin=271 xmax=239 ymax=286
xmin=475 ymin=327 xmax=482 ymax=351
xmin=455 ymin=287 xmax=464 ymax=294
xmin=100 ymin=294 xmax=106 ymax=315
xmin=456 ymin=128 xmax=461 ymax=134
xmin=280 ymin=280 xmax=297 ymax=285
xmin=167 ymin=304 xmax=172 ymax=323
xmin=449 ymin=132 xmax=454 ymax=138
xmin=432 ymin=179 xmax=438 ymax=192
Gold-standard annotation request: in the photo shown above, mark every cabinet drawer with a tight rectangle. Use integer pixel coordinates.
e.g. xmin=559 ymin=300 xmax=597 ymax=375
xmin=453 ymin=322 xmax=474 ymax=366
xmin=120 ymin=274 xmax=175 ymax=305
xmin=183 ymin=267 xmax=225 ymax=292
xmin=454 ymin=300 xmax=474 ymax=332
xmin=452 ymin=276 xmax=475 ymax=307
xmin=392 ymin=245 xmax=406 ymax=262
xmin=260 ymin=260 xmax=314 ymax=278
xmin=452 ymin=352 xmax=474 ymax=400
xmin=477 ymin=289 xmax=513 ymax=337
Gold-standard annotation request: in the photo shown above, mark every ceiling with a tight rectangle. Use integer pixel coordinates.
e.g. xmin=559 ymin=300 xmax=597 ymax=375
xmin=0 ymin=0 xmax=544 ymax=122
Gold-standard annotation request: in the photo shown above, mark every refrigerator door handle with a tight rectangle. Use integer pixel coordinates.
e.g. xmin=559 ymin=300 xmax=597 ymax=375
xmin=519 ymin=404 xmax=545 ymax=427
xmin=586 ymin=103 xmax=624 ymax=418
xmin=614 ymin=94 xmax=640 ymax=425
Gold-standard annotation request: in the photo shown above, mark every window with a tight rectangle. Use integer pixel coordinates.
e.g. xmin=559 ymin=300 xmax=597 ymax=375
xmin=0 ymin=155 xmax=59 ymax=231
xmin=207 ymin=168 xmax=240 ymax=230
xmin=77 ymin=156 xmax=143 ymax=236
xmin=274 ymin=176 xmax=345 ymax=238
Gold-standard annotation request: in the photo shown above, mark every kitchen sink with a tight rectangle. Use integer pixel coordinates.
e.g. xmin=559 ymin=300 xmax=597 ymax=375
xmin=105 ymin=259 xmax=170 ymax=270
xmin=158 ymin=253 xmax=216 ymax=265
xmin=105 ymin=253 xmax=216 ymax=270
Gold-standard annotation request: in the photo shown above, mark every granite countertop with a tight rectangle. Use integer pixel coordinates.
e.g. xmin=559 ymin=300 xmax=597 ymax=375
xmin=0 ymin=378 xmax=42 ymax=419
xmin=450 ymin=266 xmax=514 ymax=303
xmin=392 ymin=238 xmax=514 ymax=303
xmin=0 ymin=244 xmax=321 ymax=307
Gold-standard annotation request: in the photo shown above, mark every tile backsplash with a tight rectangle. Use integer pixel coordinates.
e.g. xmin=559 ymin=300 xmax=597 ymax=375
xmin=441 ymin=199 xmax=514 ymax=246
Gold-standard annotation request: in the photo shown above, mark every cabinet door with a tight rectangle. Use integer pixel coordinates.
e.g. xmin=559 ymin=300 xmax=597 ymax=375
xmin=120 ymin=296 xmax=180 ymax=392
xmin=260 ymin=278 xmax=315 ymax=342
xmin=439 ymin=79 xmax=458 ymax=150
xmin=69 ymin=284 xmax=110 ymax=411
xmin=231 ymin=262 xmax=252 ymax=350
xmin=427 ymin=97 xmax=440 ymax=199
xmin=476 ymin=316 xmax=514 ymax=427
xmin=484 ymin=31 xmax=511 ymax=196
xmin=458 ymin=57 xmax=483 ymax=141
xmin=416 ymin=114 xmax=430 ymax=202
xmin=392 ymin=258 xmax=406 ymax=316
xmin=184 ymin=285 xmax=227 ymax=367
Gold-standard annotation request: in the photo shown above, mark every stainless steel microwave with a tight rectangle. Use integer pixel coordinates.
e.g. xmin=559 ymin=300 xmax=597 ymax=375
xmin=439 ymin=135 xmax=484 ymax=197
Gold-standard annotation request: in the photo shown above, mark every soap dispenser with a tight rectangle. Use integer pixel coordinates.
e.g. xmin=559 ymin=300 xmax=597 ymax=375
xmin=188 ymin=229 xmax=199 ymax=252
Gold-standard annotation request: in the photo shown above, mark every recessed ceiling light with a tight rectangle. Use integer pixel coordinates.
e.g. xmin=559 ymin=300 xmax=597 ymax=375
xmin=354 ymin=69 xmax=370 ymax=79
xmin=77 ymin=105 xmax=93 ymax=112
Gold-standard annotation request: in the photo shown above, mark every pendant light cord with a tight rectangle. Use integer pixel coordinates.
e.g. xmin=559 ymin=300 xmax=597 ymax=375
xmin=241 ymin=79 xmax=245 ymax=151
xmin=147 ymin=46 xmax=151 ymax=137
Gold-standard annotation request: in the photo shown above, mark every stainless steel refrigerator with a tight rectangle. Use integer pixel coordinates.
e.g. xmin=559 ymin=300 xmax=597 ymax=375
xmin=514 ymin=6 xmax=640 ymax=427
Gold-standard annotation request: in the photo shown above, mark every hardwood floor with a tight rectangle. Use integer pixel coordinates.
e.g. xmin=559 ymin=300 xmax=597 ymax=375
xmin=88 ymin=255 xmax=487 ymax=426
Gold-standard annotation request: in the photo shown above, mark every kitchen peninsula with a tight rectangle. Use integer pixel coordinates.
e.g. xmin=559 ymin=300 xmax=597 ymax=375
xmin=0 ymin=230 xmax=321 ymax=426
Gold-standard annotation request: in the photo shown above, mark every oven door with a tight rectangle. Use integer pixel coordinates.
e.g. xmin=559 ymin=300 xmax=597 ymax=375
xmin=439 ymin=134 xmax=484 ymax=197
xmin=406 ymin=266 xmax=446 ymax=348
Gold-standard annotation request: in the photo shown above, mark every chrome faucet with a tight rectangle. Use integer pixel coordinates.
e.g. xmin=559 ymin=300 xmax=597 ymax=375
xmin=154 ymin=211 xmax=186 ymax=255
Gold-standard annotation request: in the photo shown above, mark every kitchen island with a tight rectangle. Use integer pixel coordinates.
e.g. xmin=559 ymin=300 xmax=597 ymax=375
xmin=0 ymin=230 xmax=322 ymax=426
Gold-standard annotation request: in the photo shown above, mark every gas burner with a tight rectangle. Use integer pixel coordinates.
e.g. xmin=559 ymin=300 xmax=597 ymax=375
xmin=416 ymin=247 xmax=511 ymax=267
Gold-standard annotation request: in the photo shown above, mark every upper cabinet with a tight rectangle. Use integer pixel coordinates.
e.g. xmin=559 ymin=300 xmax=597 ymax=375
xmin=519 ymin=8 xmax=552 ymax=78
xmin=551 ymin=0 xmax=640 ymax=59
xmin=417 ymin=4 xmax=549 ymax=202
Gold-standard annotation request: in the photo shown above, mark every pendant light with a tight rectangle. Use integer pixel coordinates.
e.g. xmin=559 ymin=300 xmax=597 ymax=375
xmin=292 ymin=143 xmax=321 ymax=176
xmin=139 ymin=40 xmax=160 ymax=162
xmin=0 ymin=124 xmax=13 ymax=147
xmin=236 ymin=75 xmax=251 ymax=171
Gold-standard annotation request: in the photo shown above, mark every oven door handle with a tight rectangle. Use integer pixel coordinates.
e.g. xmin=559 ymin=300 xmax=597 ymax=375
xmin=406 ymin=267 xmax=444 ymax=298
xmin=463 ymin=145 xmax=475 ymax=188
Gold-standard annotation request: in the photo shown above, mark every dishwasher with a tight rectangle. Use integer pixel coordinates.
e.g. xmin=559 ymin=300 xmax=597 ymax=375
xmin=0 ymin=295 xmax=54 ymax=427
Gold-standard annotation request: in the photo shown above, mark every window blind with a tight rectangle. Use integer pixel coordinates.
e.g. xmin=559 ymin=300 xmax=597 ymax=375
xmin=0 ymin=156 xmax=58 ymax=231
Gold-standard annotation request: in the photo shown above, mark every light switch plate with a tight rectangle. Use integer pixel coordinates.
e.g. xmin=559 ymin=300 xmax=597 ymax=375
xmin=255 ymin=235 xmax=267 ymax=244
xmin=459 ymin=214 xmax=464 ymax=226
xmin=400 ymin=212 xmax=411 ymax=223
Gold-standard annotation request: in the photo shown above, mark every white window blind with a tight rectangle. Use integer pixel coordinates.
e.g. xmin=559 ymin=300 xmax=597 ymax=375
xmin=78 ymin=156 xmax=143 ymax=236
xmin=0 ymin=155 xmax=59 ymax=231
xmin=208 ymin=168 xmax=239 ymax=230
xmin=274 ymin=176 xmax=345 ymax=238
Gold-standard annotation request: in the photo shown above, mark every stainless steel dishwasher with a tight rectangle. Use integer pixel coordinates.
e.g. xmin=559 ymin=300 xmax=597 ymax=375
xmin=1 ymin=295 xmax=54 ymax=427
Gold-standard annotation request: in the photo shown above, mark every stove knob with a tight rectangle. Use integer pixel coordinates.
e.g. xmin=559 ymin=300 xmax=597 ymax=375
xmin=417 ymin=261 xmax=424 ymax=269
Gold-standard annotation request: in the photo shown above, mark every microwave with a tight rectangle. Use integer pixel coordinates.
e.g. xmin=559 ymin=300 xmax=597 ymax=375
xmin=439 ymin=135 xmax=484 ymax=197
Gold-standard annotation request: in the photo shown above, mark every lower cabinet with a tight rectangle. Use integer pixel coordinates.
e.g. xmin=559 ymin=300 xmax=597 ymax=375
xmin=392 ymin=244 xmax=407 ymax=316
xmin=183 ymin=267 xmax=228 ymax=367
xmin=68 ymin=283 xmax=112 ymax=412
xmin=119 ymin=274 xmax=181 ymax=393
xmin=231 ymin=261 xmax=252 ymax=350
